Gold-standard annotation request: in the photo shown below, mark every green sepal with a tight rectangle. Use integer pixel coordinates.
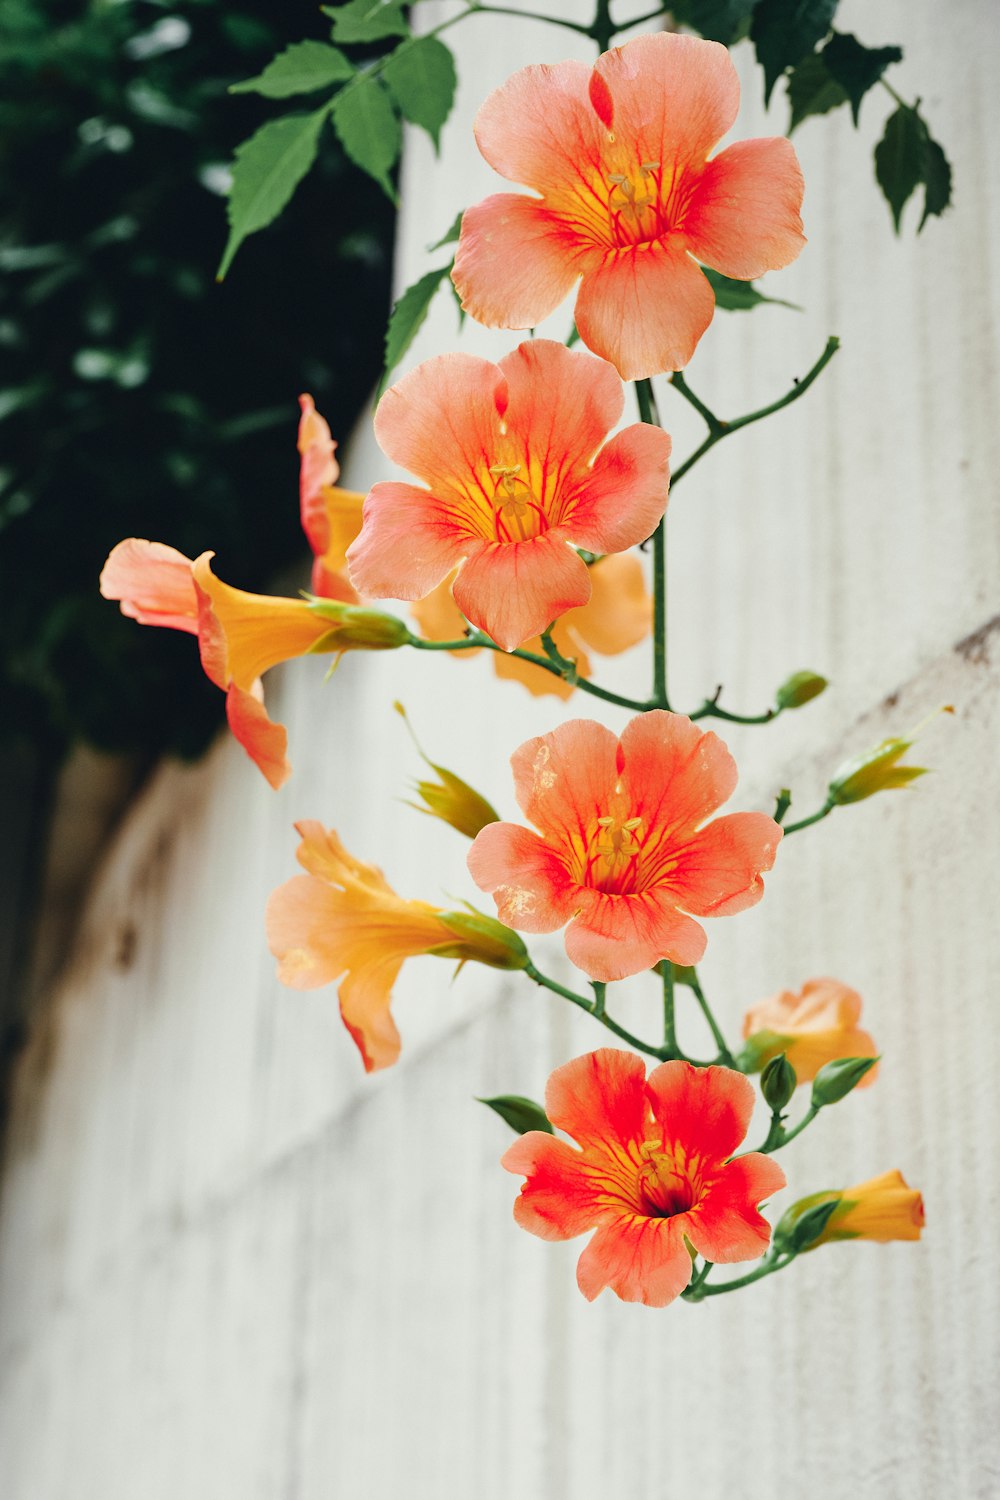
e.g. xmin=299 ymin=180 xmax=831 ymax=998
xmin=477 ymin=1095 xmax=554 ymax=1135
xmin=773 ymin=1194 xmax=840 ymax=1253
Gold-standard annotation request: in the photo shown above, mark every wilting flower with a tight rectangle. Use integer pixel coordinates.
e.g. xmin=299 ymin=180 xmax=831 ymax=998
xmin=346 ymin=339 xmax=670 ymax=651
xmin=410 ymin=551 xmax=653 ymax=700
xmin=267 ymin=821 xmax=528 ymax=1071
xmin=298 ymin=393 xmax=366 ymax=602
xmin=741 ymin=978 xmax=878 ymax=1085
xmin=453 ymin=32 xmax=805 ymax=379
xmin=503 ymin=1048 xmax=785 ymax=1306
xmin=468 ymin=712 xmax=781 ymax=981
xmin=775 ymin=1170 xmax=924 ymax=1249
xmin=100 ymin=539 xmax=406 ymax=789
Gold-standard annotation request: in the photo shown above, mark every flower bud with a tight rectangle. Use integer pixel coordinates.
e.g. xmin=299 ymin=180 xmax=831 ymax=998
xmin=773 ymin=1193 xmax=840 ymax=1254
xmin=760 ymin=1052 xmax=797 ymax=1112
xmin=776 ymin=670 xmax=828 ymax=711
xmin=774 ymin=1171 xmax=924 ymax=1251
xmin=307 ymin=598 xmax=410 ymax=650
xmin=394 ymin=702 xmax=499 ymax=839
xmin=810 ymin=1054 xmax=879 ymax=1107
xmin=828 ymin=706 xmax=952 ymax=805
xmin=434 ymin=907 xmax=530 ymax=971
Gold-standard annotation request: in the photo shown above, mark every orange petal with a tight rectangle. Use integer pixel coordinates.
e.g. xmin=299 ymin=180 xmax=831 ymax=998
xmin=619 ymin=711 xmax=738 ymax=844
xmin=490 ymin=632 xmax=580 ymax=699
xmin=576 ymin=1214 xmax=692 ymax=1306
xmin=508 ymin=717 xmax=619 ymax=840
xmin=192 ymin=553 xmax=333 ymax=690
xmin=564 ymin=886 xmax=707 ymax=980
xmin=347 ymin=481 xmax=478 ymax=602
xmin=575 ymin=240 xmax=716 ymax=379
xmin=645 ymin=1059 xmax=755 ymax=1159
xmin=542 ymin=1047 xmax=649 ymax=1149
xmin=564 ymin=553 xmax=651 ymax=657
xmin=466 ymin=822 xmax=577 ymax=934
xmin=99 ymin=538 xmax=199 ymax=633
xmin=684 ymin=1153 xmax=785 ymax=1263
xmin=562 ymin=423 xmax=670 ymax=552
xmin=452 ymin=533 xmax=591 ymax=652
xmin=592 ymin=32 xmax=739 ymax=173
xmin=684 ymin=137 xmax=805 ymax=281
xmin=497 ymin=339 xmax=623 ymax=478
xmin=226 ymin=683 xmax=291 ymax=789
xmin=408 ymin=571 xmax=471 ymax=643
xmin=298 ymin=393 xmax=340 ymax=558
xmin=453 ymin=195 xmax=589 ymax=329
xmin=665 ymin=812 xmax=782 ymax=917
xmin=309 ymin=486 xmax=365 ymax=601
xmin=373 ymin=350 xmax=505 ymax=498
xmin=472 ymin=57 xmax=602 ymax=195
xmin=502 ymin=1132 xmax=610 ymax=1240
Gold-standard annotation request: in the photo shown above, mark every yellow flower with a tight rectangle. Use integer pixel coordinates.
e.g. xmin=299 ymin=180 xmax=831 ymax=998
xmin=829 ymin=706 xmax=953 ymax=804
xmin=741 ymin=978 xmax=878 ymax=1085
xmin=777 ymin=1170 xmax=925 ymax=1251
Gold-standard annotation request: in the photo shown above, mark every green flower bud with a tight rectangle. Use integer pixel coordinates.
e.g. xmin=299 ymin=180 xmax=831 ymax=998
xmin=394 ymin=701 xmax=499 ymax=839
xmin=828 ymin=705 xmax=953 ymax=805
xmin=761 ymin=1052 xmax=797 ymax=1112
xmin=810 ymin=1054 xmax=879 ymax=1107
xmin=307 ymin=599 xmax=410 ymax=650
xmin=434 ymin=907 xmax=529 ymax=971
xmin=776 ymin=670 xmax=828 ymax=711
xmin=773 ymin=1193 xmax=841 ymax=1254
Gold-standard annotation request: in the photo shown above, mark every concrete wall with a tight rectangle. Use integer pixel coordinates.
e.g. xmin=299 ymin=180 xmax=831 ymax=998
xmin=2 ymin=1 xmax=998 ymax=1495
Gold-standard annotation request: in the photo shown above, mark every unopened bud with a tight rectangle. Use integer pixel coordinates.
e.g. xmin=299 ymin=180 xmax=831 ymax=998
xmin=307 ymin=598 xmax=410 ymax=650
xmin=828 ymin=706 xmax=952 ymax=805
xmin=394 ymin=702 xmax=499 ymax=839
xmin=434 ymin=908 xmax=529 ymax=971
xmin=811 ymin=1054 xmax=879 ymax=1107
xmin=761 ymin=1052 xmax=797 ymax=1112
xmin=776 ymin=670 xmax=828 ymax=711
xmin=773 ymin=1194 xmax=841 ymax=1254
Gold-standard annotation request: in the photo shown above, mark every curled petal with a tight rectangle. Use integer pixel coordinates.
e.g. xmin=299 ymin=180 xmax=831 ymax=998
xmin=645 ymin=1059 xmax=756 ymax=1160
xmin=225 ymin=683 xmax=291 ymax=790
xmin=451 ymin=533 xmax=590 ymax=651
xmin=453 ymin=195 xmax=591 ymax=329
xmin=575 ymin=240 xmax=716 ymax=379
xmin=576 ymin=1214 xmax=693 ymax=1306
xmin=684 ymin=137 xmax=806 ymax=281
xmin=100 ymin=538 xmax=199 ymax=633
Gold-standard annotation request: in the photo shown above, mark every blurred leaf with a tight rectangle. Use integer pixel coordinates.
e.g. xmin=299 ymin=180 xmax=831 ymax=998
xmin=428 ymin=208 xmax=464 ymax=250
xmin=874 ymin=103 xmax=926 ymax=231
xmin=323 ymin=0 xmax=409 ymax=44
xmin=786 ymin=53 xmax=847 ymax=133
xmin=218 ymin=108 xmax=327 ymax=278
xmin=918 ymin=130 xmax=952 ymax=230
xmin=383 ymin=36 xmax=456 ymax=151
xmin=822 ymin=32 xmax=903 ymax=125
xmin=751 ymin=0 xmax=838 ymax=105
xmin=477 ymin=1095 xmax=554 ymax=1135
xmin=382 ymin=261 xmax=453 ymax=388
xmin=331 ymin=76 xmax=400 ymax=199
xmin=702 ymin=266 xmax=800 ymax=311
xmin=230 ymin=40 xmax=353 ymax=98
xmin=670 ymin=0 xmax=755 ymax=46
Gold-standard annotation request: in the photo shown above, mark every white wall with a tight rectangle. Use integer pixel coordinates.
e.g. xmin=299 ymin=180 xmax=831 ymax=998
xmin=2 ymin=2 xmax=999 ymax=1496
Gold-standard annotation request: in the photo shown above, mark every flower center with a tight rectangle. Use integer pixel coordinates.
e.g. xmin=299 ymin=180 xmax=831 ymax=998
xmin=584 ymin=812 xmax=644 ymax=893
xmin=637 ymin=1140 xmax=700 ymax=1218
xmin=487 ymin=463 xmax=549 ymax=543
xmin=606 ymin=159 xmax=665 ymax=248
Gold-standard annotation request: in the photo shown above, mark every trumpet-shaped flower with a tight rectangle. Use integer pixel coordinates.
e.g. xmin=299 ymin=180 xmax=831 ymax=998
xmin=776 ymin=1170 xmax=925 ymax=1249
xmin=453 ymin=32 xmax=805 ymax=379
xmin=468 ymin=712 xmax=781 ymax=981
xmin=267 ymin=821 xmax=528 ymax=1071
xmin=741 ymin=978 xmax=878 ymax=1085
xmin=503 ymin=1049 xmax=786 ymax=1306
xmin=410 ymin=551 xmax=652 ymax=700
xmin=346 ymin=339 xmax=671 ymax=651
xmin=298 ymin=393 xmax=366 ymax=602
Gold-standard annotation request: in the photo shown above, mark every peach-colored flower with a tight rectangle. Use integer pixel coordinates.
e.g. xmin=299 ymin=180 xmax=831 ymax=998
xmin=503 ymin=1048 xmax=785 ymax=1306
xmin=778 ymin=1170 xmax=925 ymax=1248
xmin=267 ymin=821 xmax=527 ymax=1071
xmin=410 ymin=551 xmax=652 ymax=700
xmin=453 ymin=32 xmax=805 ymax=379
xmin=297 ymin=393 xmax=366 ymax=602
xmin=469 ymin=712 xmax=781 ymax=982
xmin=346 ymin=339 xmax=670 ymax=651
xmin=99 ymin=538 xmax=201 ymax=634
xmin=741 ymin=978 xmax=878 ymax=1085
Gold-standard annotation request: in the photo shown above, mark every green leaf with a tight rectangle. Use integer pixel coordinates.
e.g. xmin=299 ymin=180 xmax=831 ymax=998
xmin=874 ymin=103 xmax=925 ymax=231
xmin=477 ymin=1095 xmax=554 ymax=1135
xmin=229 ymin=40 xmax=354 ymax=99
xmin=218 ymin=108 xmax=327 ymax=279
xmin=670 ymin=0 xmax=756 ymax=46
xmin=331 ymin=76 xmax=401 ymax=199
xmin=750 ymin=0 xmax=838 ymax=105
xmin=323 ymin=0 xmax=409 ymax=44
xmin=383 ymin=36 xmax=457 ymax=151
xmin=822 ymin=32 xmax=903 ymax=126
xmin=702 ymin=266 xmax=800 ymax=312
xmin=786 ymin=53 xmax=848 ymax=133
xmin=428 ymin=209 xmax=464 ymax=251
xmin=382 ymin=262 xmax=453 ymax=388
xmin=918 ymin=128 xmax=952 ymax=230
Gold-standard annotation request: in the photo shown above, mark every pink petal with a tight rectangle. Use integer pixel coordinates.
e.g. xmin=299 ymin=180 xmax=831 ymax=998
xmin=576 ymin=1214 xmax=693 ymax=1306
xmin=452 ymin=195 xmax=591 ymax=330
xmin=562 ymin=423 xmax=671 ymax=552
xmin=508 ymin=718 xmax=619 ymax=841
xmin=467 ymin=822 xmax=576 ymax=934
xmin=685 ymin=1154 xmax=786 ymax=1264
xmin=452 ymin=532 xmax=590 ymax=651
xmin=592 ymin=33 xmax=739 ymax=171
xmin=665 ymin=812 xmax=782 ymax=917
xmin=473 ymin=58 xmax=603 ymax=194
xmin=564 ymin=887 xmax=707 ymax=981
xmin=99 ymin=538 xmax=199 ymax=633
xmin=542 ymin=1047 xmax=649 ymax=1149
xmin=225 ymin=683 xmax=291 ymax=790
xmin=497 ymin=339 xmax=623 ymax=479
xmin=373 ymin=350 xmax=506 ymax=499
xmin=297 ymin=393 xmax=339 ymax=557
xmin=645 ymin=1059 xmax=756 ymax=1160
xmin=346 ymin=481 xmax=479 ymax=602
xmin=575 ymin=240 xmax=716 ymax=379
xmin=684 ymin=137 xmax=806 ymax=281
xmin=619 ymin=712 xmax=738 ymax=844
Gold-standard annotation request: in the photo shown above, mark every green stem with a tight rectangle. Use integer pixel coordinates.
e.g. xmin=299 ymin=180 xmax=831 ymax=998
xmin=635 ymin=378 xmax=670 ymax=710
xmin=782 ymin=799 xmax=835 ymax=835
xmin=661 ymin=960 xmax=677 ymax=1053
xmin=685 ymin=1248 xmax=795 ymax=1299
xmin=773 ymin=788 xmax=793 ymax=825
xmin=524 ymin=962 xmax=664 ymax=1060
xmin=591 ymin=981 xmax=607 ymax=1018
xmin=669 ymin=338 xmax=840 ymax=488
xmin=588 ymin=0 xmax=614 ymax=50
xmin=750 ymin=1101 xmax=821 ymax=1156
xmin=470 ymin=2 xmax=593 ymax=33
xmin=690 ymin=697 xmax=779 ymax=726
xmin=687 ymin=970 xmax=734 ymax=1066
xmin=405 ymin=630 xmax=650 ymax=713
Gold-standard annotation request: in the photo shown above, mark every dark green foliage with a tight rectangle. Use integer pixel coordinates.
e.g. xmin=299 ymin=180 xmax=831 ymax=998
xmin=382 ymin=263 xmax=456 ymax=388
xmin=874 ymin=103 xmax=951 ymax=232
xmin=478 ymin=1095 xmax=555 ymax=1135
xmin=750 ymin=0 xmax=838 ymax=104
xmin=323 ymin=0 xmax=409 ymax=46
xmin=667 ymin=0 xmax=755 ymax=47
xmin=702 ymin=267 xmax=800 ymax=312
xmin=786 ymin=53 xmax=847 ymax=132
xmin=0 ymin=0 xmax=394 ymax=759
xmin=822 ymin=32 xmax=902 ymax=125
xmin=229 ymin=40 xmax=354 ymax=99
xmin=383 ymin=36 xmax=457 ymax=152
xmin=331 ymin=75 xmax=401 ymax=199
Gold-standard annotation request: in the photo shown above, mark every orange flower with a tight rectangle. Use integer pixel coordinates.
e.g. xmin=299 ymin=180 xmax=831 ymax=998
xmin=468 ymin=712 xmax=781 ymax=982
xmin=777 ymin=1170 xmax=925 ymax=1248
xmin=741 ymin=978 xmax=878 ymax=1085
xmin=346 ymin=339 xmax=670 ymax=651
xmin=410 ymin=551 xmax=652 ymax=700
xmin=266 ymin=821 xmax=528 ymax=1071
xmin=503 ymin=1049 xmax=786 ymax=1306
xmin=297 ymin=393 xmax=365 ymax=602
xmin=453 ymin=32 xmax=805 ymax=378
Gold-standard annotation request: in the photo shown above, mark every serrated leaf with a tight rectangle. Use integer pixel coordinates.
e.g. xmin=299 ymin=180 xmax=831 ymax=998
xmin=428 ymin=209 xmax=464 ymax=252
xmin=702 ymin=266 xmax=800 ymax=311
xmin=751 ymin=0 xmax=838 ymax=105
xmin=331 ymin=76 xmax=400 ymax=199
xmin=218 ymin=108 xmax=327 ymax=279
xmin=229 ymin=40 xmax=354 ymax=99
xmin=671 ymin=0 xmax=756 ymax=46
xmin=383 ymin=36 xmax=456 ymax=151
xmin=918 ymin=129 xmax=952 ymax=230
xmin=874 ymin=103 xmax=925 ymax=232
xmin=323 ymin=0 xmax=409 ymax=44
xmin=477 ymin=1095 xmax=554 ymax=1135
xmin=382 ymin=262 xmax=453 ymax=389
xmin=786 ymin=53 xmax=848 ymax=133
xmin=822 ymin=32 xmax=903 ymax=126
